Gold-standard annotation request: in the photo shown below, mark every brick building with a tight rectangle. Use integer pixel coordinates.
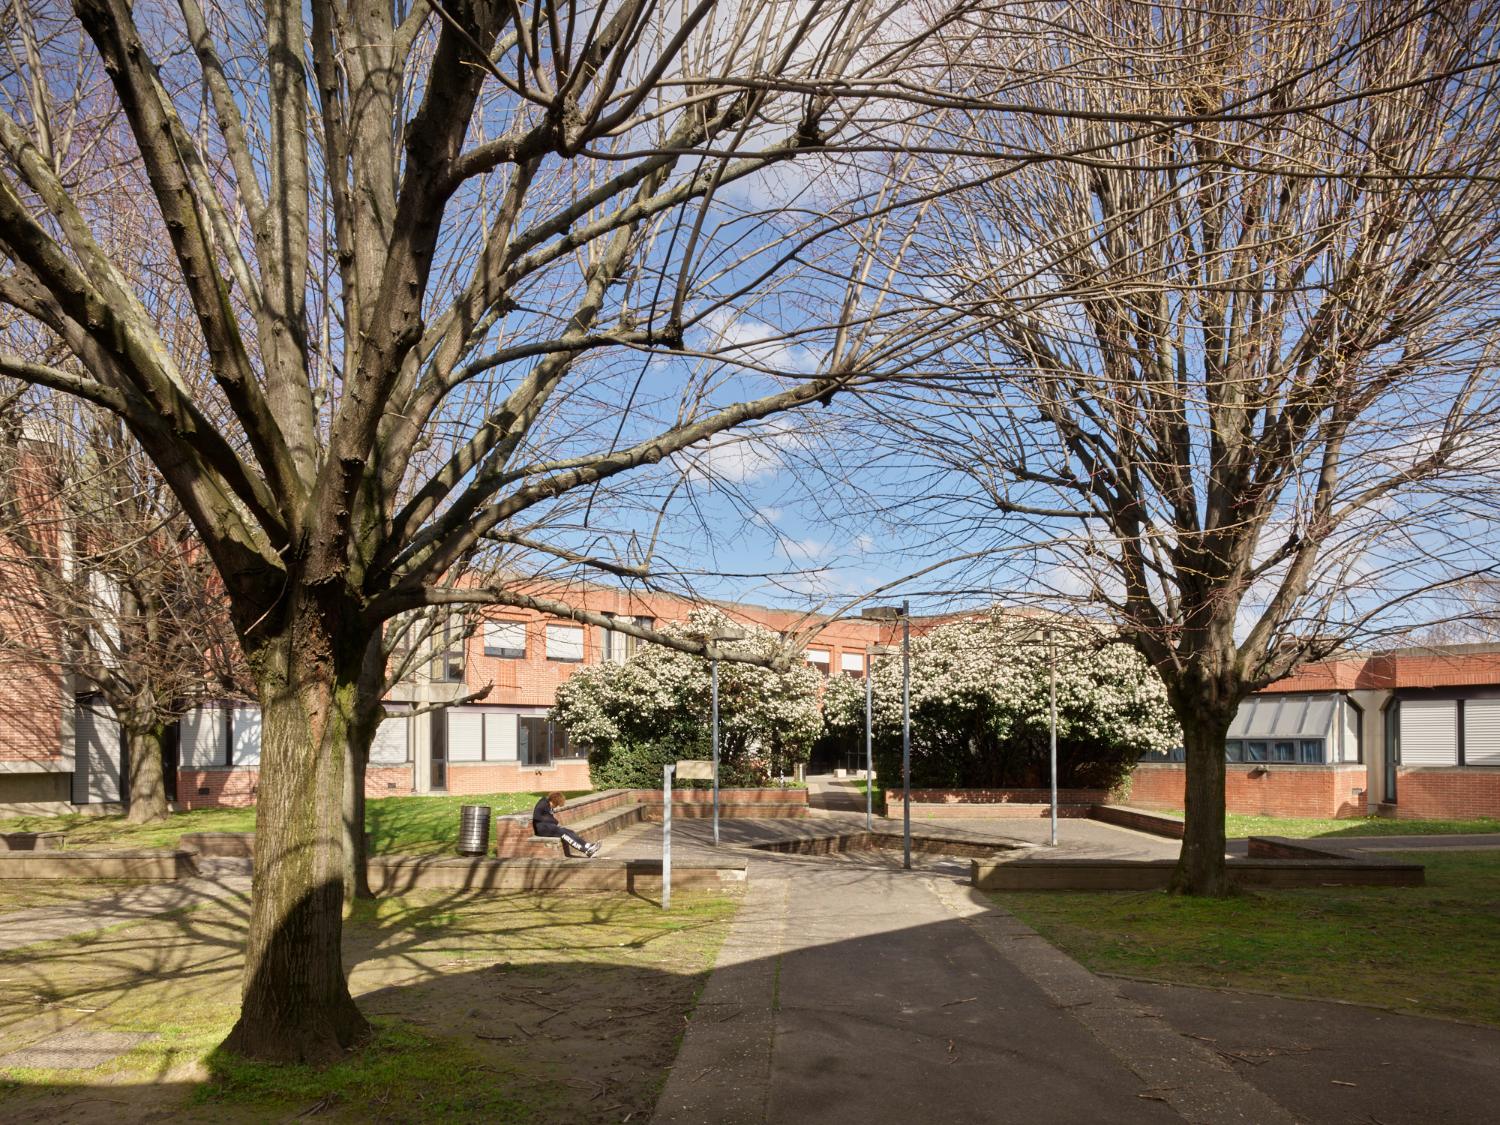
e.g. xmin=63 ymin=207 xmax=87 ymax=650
xmin=1130 ymin=644 xmax=1500 ymax=820
xmin=36 ymin=584 xmax=897 ymax=814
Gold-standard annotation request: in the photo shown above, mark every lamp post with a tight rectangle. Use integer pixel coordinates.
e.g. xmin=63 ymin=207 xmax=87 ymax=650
xmin=1044 ymin=627 xmax=1058 ymax=847
xmin=708 ymin=626 xmax=747 ymax=847
xmin=866 ymin=644 xmax=897 ymax=832
xmin=862 ymin=603 xmax=911 ymax=869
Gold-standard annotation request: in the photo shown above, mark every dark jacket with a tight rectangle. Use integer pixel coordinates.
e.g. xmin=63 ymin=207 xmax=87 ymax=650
xmin=532 ymin=795 xmax=561 ymax=836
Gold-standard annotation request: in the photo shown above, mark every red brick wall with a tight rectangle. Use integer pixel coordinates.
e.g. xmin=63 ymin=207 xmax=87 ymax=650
xmin=1392 ymin=768 xmax=1500 ymax=819
xmin=904 ymin=788 xmax=1107 ymax=805
xmin=1128 ymin=763 xmax=1369 ymax=818
xmin=178 ymin=765 xmax=415 ymax=810
xmin=0 ymin=665 xmax=60 ymax=767
xmin=445 ymin=760 xmax=591 ymax=795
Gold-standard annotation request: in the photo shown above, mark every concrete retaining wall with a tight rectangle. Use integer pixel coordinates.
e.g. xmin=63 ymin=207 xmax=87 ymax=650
xmin=367 ymin=855 xmax=746 ymax=895
xmin=0 ymin=831 xmax=66 ymax=851
xmin=0 ymin=849 xmax=195 ymax=881
xmin=1089 ymin=805 xmax=1185 ymax=838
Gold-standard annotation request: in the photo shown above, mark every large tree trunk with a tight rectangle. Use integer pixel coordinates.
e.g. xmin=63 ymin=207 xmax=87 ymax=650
xmin=123 ymin=721 xmax=170 ymax=824
xmin=341 ymin=636 xmax=387 ymax=905
xmin=222 ymin=604 xmax=371 ymax=1063
xmin=1168 ymin=705 xmax=1235 ymax=896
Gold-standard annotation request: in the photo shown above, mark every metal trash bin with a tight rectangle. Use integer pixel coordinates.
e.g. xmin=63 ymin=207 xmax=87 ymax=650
xmin=457 ymin=804 xmax=492 ymax=856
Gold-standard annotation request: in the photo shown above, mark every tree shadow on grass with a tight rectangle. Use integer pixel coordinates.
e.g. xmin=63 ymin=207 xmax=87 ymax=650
xmin=0 ymin=873 xmax=738 ymax=1123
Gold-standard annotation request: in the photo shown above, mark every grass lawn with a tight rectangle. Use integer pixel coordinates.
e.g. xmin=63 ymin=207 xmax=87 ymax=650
xmin=1144 ymin=809 xmax=1500 ymax=839
xmin=1000 ymin=849 xmax=1500 ymax=1027
xmin=0 ymin=789 xmax=586 ymax=855
xmin=0 ymin=884 xmax=738 ymax=1122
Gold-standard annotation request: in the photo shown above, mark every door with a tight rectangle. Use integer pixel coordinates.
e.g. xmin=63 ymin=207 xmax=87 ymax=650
xmin=1383 ymin=701 xmax=1399 ymax=803
xmin=429 ymin=710 xmax=448 ymax=792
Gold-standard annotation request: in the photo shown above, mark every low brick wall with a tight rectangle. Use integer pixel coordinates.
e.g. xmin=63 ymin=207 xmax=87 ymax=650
xmin=446 ymin=760 xmax=592 ymax=795
xmin=1128 ymin=763 xmax=1369 ymax=819
xmin=178 ymin=765 xmax=415 ymax=810
xmin=637 ymin=787 xmax=808 ymax=807
xmin=0 ymin=849 xmax=195 ymax=881
xmin=1090 ymin=805 xmax=1185 ymax=839
xmin=1391 ymin=768 xmax=1500 ymax=819
xmin=750 ymin=830 xmax=1019 ymax=860
xmin=884 ymin=788 xmax=1104 ymax=819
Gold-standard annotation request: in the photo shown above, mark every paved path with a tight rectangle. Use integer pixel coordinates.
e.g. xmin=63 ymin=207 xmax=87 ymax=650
xmin=654 ymin=849 xmax=1297 ymax=1125
xmin=0 ymin=875 xmax=249 ymax=954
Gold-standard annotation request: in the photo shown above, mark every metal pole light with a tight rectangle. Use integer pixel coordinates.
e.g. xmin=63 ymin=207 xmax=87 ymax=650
xmin=861 ymin=604 xmax=912 ymax=869
xmin=711 ymin=656 xmax=719 ymax=845
xmin=1046 ymin=627 xmax=1058 ymax=847
xmin=901 ymin=599 xmax=911 ymax=870
xmin=708 ymin=626 xmax=746 ymax=847
xmin=864 ymin=650 xmax=874 ymax=831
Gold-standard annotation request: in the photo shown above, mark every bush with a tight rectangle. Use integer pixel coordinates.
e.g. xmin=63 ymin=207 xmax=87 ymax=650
xmin=823 ymin=617 xmax=1178 ymax=792
xmin=554 ymin=608 xmax=824 ymax=787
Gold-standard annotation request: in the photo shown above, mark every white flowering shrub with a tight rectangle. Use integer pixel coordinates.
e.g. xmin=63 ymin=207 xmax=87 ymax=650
xmin=821 ymin=616 xmax=1179 ymax=790
xmin=553 ymin=607 xmax=824 ymax=787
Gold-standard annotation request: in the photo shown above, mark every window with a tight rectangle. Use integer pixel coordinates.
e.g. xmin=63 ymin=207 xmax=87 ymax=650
xmin=806 ymin=649 xmax=831 ymax=676
xmin=545 ymin=624 xmax=585 ymax=662
xmin=840 ymin=652 xmax=865 ymax=678
xmin=602 ymin=615 xmax=653 ymax=663
xmin=518 ymin=717 xmax=586 ymax=765
xmin=433 ymin=617 xmax=467 ymax=682
xmin=484 ymin=620 xmax=527 ymax=659
xmin=1245 ymin=741 xmax=1270 ymax=762
xmin=1299 ymin=739 xmax=1325 ymax=764
xmin=1225 ymin=740 xmax=1244 ymax=762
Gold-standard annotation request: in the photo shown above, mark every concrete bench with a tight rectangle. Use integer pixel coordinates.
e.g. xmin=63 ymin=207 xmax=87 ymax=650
xmin=493 ymin=798 xmax=645 ymax=857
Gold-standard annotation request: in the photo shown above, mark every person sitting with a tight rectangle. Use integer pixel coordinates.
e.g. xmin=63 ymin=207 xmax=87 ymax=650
xmin=532 ymin=791 xmax=599 ymax=858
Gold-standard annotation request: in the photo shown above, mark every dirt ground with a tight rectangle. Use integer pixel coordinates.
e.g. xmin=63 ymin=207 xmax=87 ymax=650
xmin=0 ymin=884 xmax=740 ymax=1123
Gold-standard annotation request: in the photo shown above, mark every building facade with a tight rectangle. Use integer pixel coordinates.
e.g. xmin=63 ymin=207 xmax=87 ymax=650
xmin=11 ymin=585 xmax=895 ymax=814
xmin=1130 ymin=645 xmax=1500 ymax=820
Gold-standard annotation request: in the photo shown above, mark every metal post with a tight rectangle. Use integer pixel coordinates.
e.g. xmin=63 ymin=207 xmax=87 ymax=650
xmin=663 ymin=763 xmax=674 ymax=910
xmin=1047 ymin=629 xmax=1058 ymax=847
xmin=864 ymin=658 xmax=873 ymax=831
xmin=901 ymin=599 xmax=911 ymax=871
xmin=711 ymin=656 xmax=720 ymax=847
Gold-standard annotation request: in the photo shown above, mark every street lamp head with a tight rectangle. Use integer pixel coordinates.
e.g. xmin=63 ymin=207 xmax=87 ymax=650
xmin=867 ymin=644 xmax=898 ymax=657
xmin=860 ymin=605 xmax=905 ymax=621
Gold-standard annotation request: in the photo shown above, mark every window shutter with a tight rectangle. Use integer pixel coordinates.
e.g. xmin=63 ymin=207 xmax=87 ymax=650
xmin=1400 ymin=700 xmax=1459 ymax=765
xmin=1464 ymin=699 xmax=1500 ymax=765
xmin=447 ymin=709 xmax=484 ymax=762
xmin=546 ymin=625 xmax=585 ymax=661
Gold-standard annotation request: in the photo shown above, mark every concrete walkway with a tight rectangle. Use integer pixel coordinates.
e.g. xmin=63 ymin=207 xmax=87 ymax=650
xmin=654 ymin=847 xmax=1298 ymax=1125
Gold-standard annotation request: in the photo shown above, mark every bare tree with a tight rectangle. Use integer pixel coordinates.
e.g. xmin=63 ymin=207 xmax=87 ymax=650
xmin=0 ymin=0 xmax=971 ymax=1059
xmin=864 ymin=0 xmax=1500 ymax=893
xmin=0 ymin=387 xmax=245 ymax=821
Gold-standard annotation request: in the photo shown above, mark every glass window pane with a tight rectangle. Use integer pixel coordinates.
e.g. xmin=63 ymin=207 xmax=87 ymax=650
xmin=1300 ymin=739 xmax=1325 ymax=764
xmin=519 ymin=717 xmax=550 ymax=766
xmin=1246 ymin=741 xmax=1269 ymax=762
xmin=1272 ymin=741 xmax=1296 ymax=762
xmin=1224 ymin=740 xmax=1242 ymax=762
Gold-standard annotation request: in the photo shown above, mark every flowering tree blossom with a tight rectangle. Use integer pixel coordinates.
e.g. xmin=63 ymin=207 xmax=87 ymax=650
xmin=823 ymin=616 xmax=1178 ymax=790
xmin=553 ymin=608 xmax=823 ymax=787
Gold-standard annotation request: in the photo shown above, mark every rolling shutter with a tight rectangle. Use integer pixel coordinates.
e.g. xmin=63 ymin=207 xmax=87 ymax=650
xmin=179 ymin=707 xmax=225 ymax=768
xmin=73 ymin=699 xmax=122 ymax=804
xmin=1463 ymin=699 xmax=1500 ymax=765
xmin=231 ymin=706 xmax=262 ymax=766
xmin=1399 ymin=700 xmax=1459 ymax=765
xmin=545 ymin=625 xmax=584 ymax=661
xmin=448 ymin=709 xmax=484 ymax=762
xmin=484 ymin=712 xmax=518 ymax=761
xmin=370 ymin=712 xmax=409 ymax=764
